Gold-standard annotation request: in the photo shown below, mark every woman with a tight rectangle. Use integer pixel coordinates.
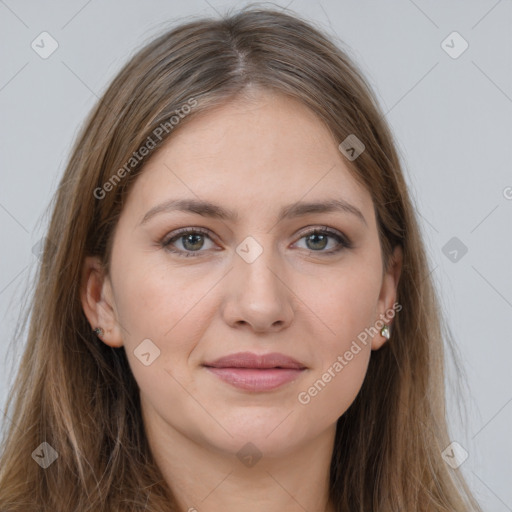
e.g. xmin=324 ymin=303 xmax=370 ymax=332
xmin=0 ymin=6 xmax=482 ymax=511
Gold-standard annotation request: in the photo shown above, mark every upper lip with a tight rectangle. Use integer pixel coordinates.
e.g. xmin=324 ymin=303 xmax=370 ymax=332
xmin=203 ymin=352 xmax=307 ymax=370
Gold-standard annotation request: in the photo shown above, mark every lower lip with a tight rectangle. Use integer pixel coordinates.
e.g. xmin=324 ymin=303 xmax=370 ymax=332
xmin=204 ymin=367 xmax=305 ymax=391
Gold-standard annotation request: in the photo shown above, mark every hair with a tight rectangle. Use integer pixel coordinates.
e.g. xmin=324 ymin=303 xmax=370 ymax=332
xmin=0 ymin=5 xmax=482 ymax=512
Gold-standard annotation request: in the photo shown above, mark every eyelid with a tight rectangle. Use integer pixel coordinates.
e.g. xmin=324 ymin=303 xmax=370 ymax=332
xmin=163 ymin=226 xmax=212 ymax=241
xmin=295 ymin=225 xmax=350 ymax=244
xmin=161 ymin=226 xmax=218 ymax=248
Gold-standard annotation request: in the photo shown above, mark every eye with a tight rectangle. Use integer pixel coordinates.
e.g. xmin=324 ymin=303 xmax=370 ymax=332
xmin=161 ymin=226 xmax=351 ymax=258
xmin=161 ymin=227 xmax=217 ymax=257
xmin=294 ymin=227 xmax=351 ymax=255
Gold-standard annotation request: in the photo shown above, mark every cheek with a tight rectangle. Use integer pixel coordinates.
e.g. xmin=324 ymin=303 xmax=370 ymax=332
xmin=298 ymin=346 xmax=370 ymax=423
xmin=314 ymin=260 xmax=382 ymax=349
xmin=114 ymin=254 xmax=212 ymax=336
xmin=117 ymin=272 xmax=209 ymax=413
xmin=114 ymin=260 xmax=229 ymax=390
xmin=297 ymin=279 xmax=377 ymax=422
xmin=298 ymin=254 xmax=381 ymax=415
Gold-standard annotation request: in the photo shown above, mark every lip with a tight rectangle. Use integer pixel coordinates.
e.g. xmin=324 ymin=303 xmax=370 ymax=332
xmin=204 ymin=351 xmax=306 ymax=370
xmin=203 ymin=352 xmax=307 ymax=392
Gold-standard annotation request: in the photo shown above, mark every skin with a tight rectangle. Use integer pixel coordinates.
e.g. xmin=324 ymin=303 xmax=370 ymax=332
xmin=81 ymin=88 xmax=402 ymax=512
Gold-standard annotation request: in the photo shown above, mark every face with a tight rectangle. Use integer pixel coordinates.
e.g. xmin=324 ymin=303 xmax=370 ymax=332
xmin=82 ymin=88 xmax=402 ymax=459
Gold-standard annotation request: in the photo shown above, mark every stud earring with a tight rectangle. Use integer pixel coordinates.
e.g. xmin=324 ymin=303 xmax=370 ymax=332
xmin=380 ymin=324 xmax=390 ymax=340
xmin=93 ymin=327 xmax=104 ymax=337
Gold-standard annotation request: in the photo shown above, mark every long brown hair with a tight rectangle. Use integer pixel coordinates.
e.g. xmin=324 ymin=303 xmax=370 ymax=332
xmin=0 ymin=6 xmax=482 ymax=511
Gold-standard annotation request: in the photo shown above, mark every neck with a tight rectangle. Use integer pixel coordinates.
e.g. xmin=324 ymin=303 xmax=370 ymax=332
xmin=144 ymin=411 xmax=337 ymax=512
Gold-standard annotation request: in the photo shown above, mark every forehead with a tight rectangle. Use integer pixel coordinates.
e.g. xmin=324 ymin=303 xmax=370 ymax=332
xmin=125 ymin=90 xmax=373 ymax=223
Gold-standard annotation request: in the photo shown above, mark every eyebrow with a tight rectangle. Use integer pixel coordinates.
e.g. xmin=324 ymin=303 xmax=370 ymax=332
xmin=139 ymin=198 xmax=367 ymax=227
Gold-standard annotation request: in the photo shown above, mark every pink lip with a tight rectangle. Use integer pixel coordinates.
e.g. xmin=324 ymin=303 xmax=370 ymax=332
xmin=203 ymin=352 xmax=307 ymax=392
xmin=205 ymin=367 xmax=305 ymax=391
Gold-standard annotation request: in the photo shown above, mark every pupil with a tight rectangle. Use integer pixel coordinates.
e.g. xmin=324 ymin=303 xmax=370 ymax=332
xmin=307 ymin=233 xmax=327 ymax=250
xmin=183 ymin=234 xmax=204 ymax=251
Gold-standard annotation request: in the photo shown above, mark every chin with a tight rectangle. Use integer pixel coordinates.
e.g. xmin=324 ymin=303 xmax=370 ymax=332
xmin=201 ymin=414 xmax=310 ymax=460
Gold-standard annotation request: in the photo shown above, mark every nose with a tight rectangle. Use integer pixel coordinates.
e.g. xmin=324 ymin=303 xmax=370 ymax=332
xmin=220 ymin=239 xmax=295 ymax=333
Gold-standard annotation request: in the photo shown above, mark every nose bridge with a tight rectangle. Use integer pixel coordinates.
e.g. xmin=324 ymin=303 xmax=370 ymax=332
xmin=246 ymin=238 xmax=277 ymax=277
xmin=235 ymin=234 xmax=283 ymax=297
xmin=223 ymin=234 xmax=294 ymax=331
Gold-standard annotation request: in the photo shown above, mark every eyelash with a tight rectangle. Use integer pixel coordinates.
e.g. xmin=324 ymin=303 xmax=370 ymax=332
xmin=160 ymin=226 xmax=352 ymax=258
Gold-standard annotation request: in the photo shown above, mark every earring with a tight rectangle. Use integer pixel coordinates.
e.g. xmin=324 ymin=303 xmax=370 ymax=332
xmin=380 ymin=324 xmax=390 ymax=340
xmin=93 ymin=327 xmax=104 ymax=337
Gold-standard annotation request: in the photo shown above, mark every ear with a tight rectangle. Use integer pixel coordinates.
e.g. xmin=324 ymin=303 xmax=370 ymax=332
xmin=372 ymin=245 xmax=403 ymax=351
xmin=80 ymin=255 xmax=124 ymax=348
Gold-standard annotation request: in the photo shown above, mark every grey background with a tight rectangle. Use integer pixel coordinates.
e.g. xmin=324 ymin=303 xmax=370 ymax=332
xmin=1 ymin=0 xmax=511 ymax=510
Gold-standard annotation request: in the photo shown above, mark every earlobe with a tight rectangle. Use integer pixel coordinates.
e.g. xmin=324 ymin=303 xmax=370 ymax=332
xmin=80 ymin=256 xmax=124 ymax=348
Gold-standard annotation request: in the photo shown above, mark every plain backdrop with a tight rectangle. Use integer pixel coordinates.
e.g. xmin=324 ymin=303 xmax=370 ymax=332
xmin=1 ymin=0 xmax=511 ymax=510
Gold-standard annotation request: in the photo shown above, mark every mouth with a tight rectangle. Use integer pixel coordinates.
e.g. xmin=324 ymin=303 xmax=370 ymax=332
xmin=202 ymin=352 xmax=307 ymax=392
